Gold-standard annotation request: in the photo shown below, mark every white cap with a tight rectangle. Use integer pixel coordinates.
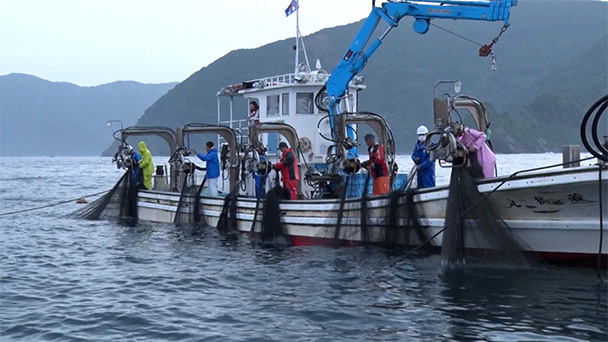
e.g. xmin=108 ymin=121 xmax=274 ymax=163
xmin=416 ymin=125 xmax=428 ymax=135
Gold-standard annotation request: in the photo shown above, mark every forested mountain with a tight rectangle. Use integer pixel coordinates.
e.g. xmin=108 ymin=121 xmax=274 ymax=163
xmin=130 ymin=0 xmax=607 ymax=154
xmin=0 ymin=74 xmax=176 ymax=156
xmin=489 ymin=35 xmax=608 ymax=152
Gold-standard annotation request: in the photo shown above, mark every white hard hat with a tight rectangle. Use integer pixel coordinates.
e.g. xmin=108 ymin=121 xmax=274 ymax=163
xmin=416 ymin=125 xmax=429 ymax=135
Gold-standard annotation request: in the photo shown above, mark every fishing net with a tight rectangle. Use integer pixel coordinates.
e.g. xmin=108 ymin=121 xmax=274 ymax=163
xmin=381 ymin=188 xmax=429 ymax=251
xmin=403 ymin=189 xmax=429 ymax=248
xmin=174 ymin=174 xmax=208 ymax=228
xmin=216 ymin=181 xmax=240 ymax=235
xmin=260 ymin=184 xmax=291 ymax=246
xmin=192 ymin=177 xmax=208 ymax=226
xmin=249 ymin=174 xmax=266 ymax=238
xmin=333 ymin=169 xmax=429 ymax=250
xmin=249 ymin=172 xmax=291 ymax=245
xmin=71 ymin=171 xmax=138 ymax=226
xmin=359 ymin=173 xmax=371 ymax=247
xmin=173 ymin=175 xmax=192 ymax=226
xmin=441 ymin=166 xmax=529 ymax=266
xmin=332 ymin=174 xmax=352 ymax=248
xmin=173 ymin=178 xmax=209 ymax=240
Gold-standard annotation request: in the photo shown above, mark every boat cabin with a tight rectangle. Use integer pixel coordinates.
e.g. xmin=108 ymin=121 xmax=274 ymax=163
xmin=217 ymin=67 xmax=366 ymax=168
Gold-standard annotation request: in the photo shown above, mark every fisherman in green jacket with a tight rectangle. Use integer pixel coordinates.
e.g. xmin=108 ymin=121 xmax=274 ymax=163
xmin=138 ymin=141 xmax=154 ymax=190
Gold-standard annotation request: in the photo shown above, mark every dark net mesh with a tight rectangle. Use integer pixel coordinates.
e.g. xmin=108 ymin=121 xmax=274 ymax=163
xmin=249 ymin=175 xmax=265 ymax=238
xmin=174 ymin=175 xmax=208 ymax=228
xmin=385 ymin=190 xmax=403 ymax=248
xmin=249 ymin=172 xmax=291 ymax=246
xmin=174 ymin=176 xmax=192 ymax=226
xmin=359 ymin=173 xmax=371 ymax=247
xmin=441 ymin=166 xmax=529 ymax=266
xmin=216 ymin=182 xmax=240 ymax=234
xmin=71 ymin=172 xmax=138 ymax=226
xmin=332 ymin=174 xmax=351 ymax=248
xmin=173 ymin=175 xmax=208 ymax=237
xmin=381 ymin=189 xmax=428 ymax=250
xmin=404 ymin=189 xmax=429 ymax=248
xmin=259 ymin=185 xmax=291 ymax=246
xmin=192 ymin=178 xmax=208 ymax=226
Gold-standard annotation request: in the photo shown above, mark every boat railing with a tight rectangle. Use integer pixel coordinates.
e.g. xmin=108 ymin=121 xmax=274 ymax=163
xmin=254 ymin=72 xmax=330 ymax=88
xmin=218 ymin=118 xmax=249 ymax=146
xmin=217 ymin=72 xmax=330 ymax=97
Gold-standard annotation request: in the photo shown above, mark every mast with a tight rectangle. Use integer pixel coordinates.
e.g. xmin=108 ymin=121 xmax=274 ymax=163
xmin=294 ymin=0 xmax=299 ymax=74
xmin=292 ymin=0 xmax=310 ymax=74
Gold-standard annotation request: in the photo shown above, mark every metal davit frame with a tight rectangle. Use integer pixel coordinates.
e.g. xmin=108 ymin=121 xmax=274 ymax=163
xmin=120 ymin=126 xmax=179 ymax=191
xmin=178 ymin=124 xmax=240 ymax=192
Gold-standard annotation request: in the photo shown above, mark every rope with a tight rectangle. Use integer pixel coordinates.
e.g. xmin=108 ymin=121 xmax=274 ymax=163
xmin=597 ymin=164 xmax=606 ymax=283
xmin=430 ymin=23 xmax=482 ymax=46
xmin=394 ymin=156 xmax=597 ymax=262
xmin=0 ymin=189 xmax=111 ymax=217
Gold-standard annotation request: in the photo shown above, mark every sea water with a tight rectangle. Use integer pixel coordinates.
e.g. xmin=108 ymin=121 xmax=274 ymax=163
xmin=1 ymin=154 xmax=606 ymax=341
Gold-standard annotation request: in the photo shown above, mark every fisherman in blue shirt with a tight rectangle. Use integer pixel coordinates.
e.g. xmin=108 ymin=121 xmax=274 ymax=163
xmin=126 ymin=146 xmax=142 ymax=189
xmin=197 ymin=141 xmax=220 ymax=196
xmin=411 ymin=125 xmax=436 ymax=188
xmin=252 ymin=155 xmax=267 ymax=199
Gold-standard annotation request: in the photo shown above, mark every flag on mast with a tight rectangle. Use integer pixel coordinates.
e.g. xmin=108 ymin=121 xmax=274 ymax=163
xmin=285 ymin=0 xmax=298 ymax=17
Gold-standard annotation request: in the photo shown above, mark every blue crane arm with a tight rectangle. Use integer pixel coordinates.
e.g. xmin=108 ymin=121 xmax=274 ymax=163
xmin=324 ymin=0 xmax=516 ymax=116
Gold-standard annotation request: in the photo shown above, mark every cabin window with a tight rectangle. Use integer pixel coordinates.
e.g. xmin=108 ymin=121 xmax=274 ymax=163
xmin=296 ymin=92 xmax=314 ymax=114
xmin=282 ymin=93 xmax=289 ymax=115
xmin=267 ymin=95 xmax=280 ymax=116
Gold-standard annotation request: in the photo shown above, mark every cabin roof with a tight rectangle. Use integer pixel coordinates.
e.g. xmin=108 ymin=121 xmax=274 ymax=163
xmin=217 ymin=72 xmax=365 ymax=97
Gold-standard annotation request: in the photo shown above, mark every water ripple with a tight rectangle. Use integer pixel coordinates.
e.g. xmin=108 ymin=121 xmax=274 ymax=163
xmin=1 ymin=156 xmax=607 ymax=341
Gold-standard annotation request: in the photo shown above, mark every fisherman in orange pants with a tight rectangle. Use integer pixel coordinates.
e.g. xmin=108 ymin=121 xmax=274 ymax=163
xmin=273 ymin=142 xmax=299 ymax=200
xmin=362 ymin=134 xmax=390 ymax=195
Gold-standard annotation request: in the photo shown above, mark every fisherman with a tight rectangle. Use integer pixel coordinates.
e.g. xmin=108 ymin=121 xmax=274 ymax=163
xmin=137 ymin=141 xmax=154 ymax=190
xmin=248 ymin=100 xmax=262 ymax=151
xmin=361 ymin=133 xmax=389 ymax=195
xmin=273 ymin=142 xmax=299 ymax=200
xmin=411 ymin=125 xmax=436 ymax=188
xmin=454 ymin=124 xmax=496 ymax=178
xmin=127 ymin=146 xmax=142 ymax=189
xmin=252 ymin=155 xmax=268 ymax=199
xmin=248 ymin=101 xmax=260 ymax=126
xmin=197 ymin=141 xmax=220 ymax=196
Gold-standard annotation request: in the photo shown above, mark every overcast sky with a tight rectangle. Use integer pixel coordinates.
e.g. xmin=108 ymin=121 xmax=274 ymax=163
xmin=0 ymin=0 xmax=373 ymax=86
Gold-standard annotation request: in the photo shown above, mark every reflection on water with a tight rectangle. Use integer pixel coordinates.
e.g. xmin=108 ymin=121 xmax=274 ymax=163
xmin=439 ymin=266 xmax=607 ymax=341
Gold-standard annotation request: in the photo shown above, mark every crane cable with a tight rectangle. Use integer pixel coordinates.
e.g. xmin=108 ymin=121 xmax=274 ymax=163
xmin=430 ymin=23 xmax=484 ymax=46
xmin=430 ymin=23 xmax=509 ymax=69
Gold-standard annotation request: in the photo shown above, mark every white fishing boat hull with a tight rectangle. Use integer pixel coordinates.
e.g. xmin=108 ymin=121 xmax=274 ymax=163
xmin=137 ymin=165 xmax=608 ymax=266
xmin=418 ymin=165 xmax=607 ymax=265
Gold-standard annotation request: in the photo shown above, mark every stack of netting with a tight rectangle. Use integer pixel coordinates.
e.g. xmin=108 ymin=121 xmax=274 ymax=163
xmin=216 ymin=182 xmax=240 ymax=235
xmin=173 ymin=176 xmax=208 ymax=228
xmin=248 ymin=174 xmax=291 ymax=245
xmin=71 ymin=172 xmax=138 ymax=226
xmin=384 ymin=188 xmax=428 ymax=250
xmin=332 ymin=171 xmax=427 ymax=250
xmin=441 ymin=167 xmax=529 ymax=266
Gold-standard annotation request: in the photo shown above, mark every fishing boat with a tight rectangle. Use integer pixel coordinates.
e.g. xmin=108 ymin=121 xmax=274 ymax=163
xmin=118 ymin=79 xmax=607 ymax=266
xmin=101 ymin=0 xmax=607 ymax=267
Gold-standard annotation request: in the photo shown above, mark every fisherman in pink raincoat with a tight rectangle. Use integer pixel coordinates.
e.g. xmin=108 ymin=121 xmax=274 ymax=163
xmin=455 ymin=125 xmax=496 ymax=178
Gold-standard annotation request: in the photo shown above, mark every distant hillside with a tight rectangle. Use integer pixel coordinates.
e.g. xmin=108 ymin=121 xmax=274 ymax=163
xmin=130 ymin=0 xmax=607 ymax=154
xmin=490 ymin=34 xmax=608 ymax=152
xmin=0 ymin=74 xmax=177 ymax=156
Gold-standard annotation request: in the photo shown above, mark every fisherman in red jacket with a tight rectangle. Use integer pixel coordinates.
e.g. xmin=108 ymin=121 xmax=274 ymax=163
xmin=273 ymin=142 xmax=299 ymax=200
xmin=362 ymin=133 xmax=390 ymax=195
